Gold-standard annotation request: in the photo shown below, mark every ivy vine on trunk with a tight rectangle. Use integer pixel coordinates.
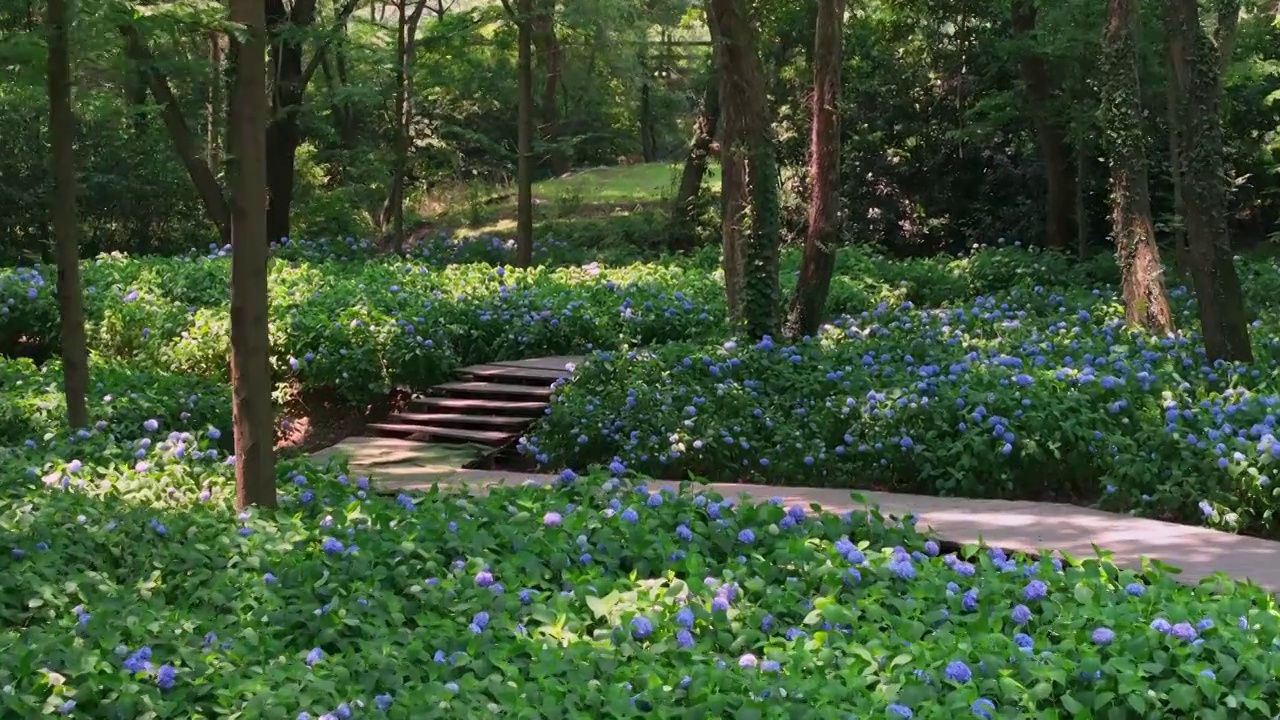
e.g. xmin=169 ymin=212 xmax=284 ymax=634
xmin=1098 ymin=0 xmax=1174 ymax=334
xmin=1165 ymin=0 xmax=1252 ymax=362
xmin=708 ymin=0 xmax=781 ymax=340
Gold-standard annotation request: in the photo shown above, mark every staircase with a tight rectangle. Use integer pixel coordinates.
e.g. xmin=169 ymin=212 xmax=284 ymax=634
xmin=367 ymin=356 xmax=579 ymax=455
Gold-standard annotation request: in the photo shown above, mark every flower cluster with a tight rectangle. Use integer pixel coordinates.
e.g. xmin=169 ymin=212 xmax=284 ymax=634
xmin=2 ymin=426 xmax=1278 ymax=718
xmin=535 ymin=269 xmax=1280 ymax=537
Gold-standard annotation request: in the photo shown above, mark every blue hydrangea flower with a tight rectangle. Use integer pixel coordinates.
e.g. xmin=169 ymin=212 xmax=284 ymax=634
xmin=944 ymin=660 xmax=972 ymax=683
xmin=1170 ymin=622 xmax=1197 ymax=642
xmin=887 ymin=704 xmax=913 ymax=719
xmin=737 ymin=528 xmax=755 ymax=544
xmin=971 ymin=698 xmax=995 ymax=718
xmin=630 ymin=616 xmax=654 ymax=639
xmin=157 ymin=663 xmax=177 ymax=689
xmin=1091 ymin=627 xmax=1115 ymax=646
xmin=1023 ymin=580 xmax=1048 ymax=601
xmin=676 ymin=629 xmax=694 ymax=649
xmin=1011 ymin=604 xmax=1032 ymax=624
xmin=676 ymin=607 xmax=695 ymax=628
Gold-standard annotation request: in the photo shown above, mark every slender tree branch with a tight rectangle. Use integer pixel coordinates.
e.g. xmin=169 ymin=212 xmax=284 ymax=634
xmin=299 ymin=0 xmax=364 ymax=92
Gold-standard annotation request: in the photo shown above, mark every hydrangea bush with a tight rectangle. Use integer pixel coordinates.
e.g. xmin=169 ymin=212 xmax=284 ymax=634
xmin=532 ymin=275 xmax=1280 ymax=537
xmin=3 ymin=426 xmax=1279 ymax=718
xmin=0 ymin=241 xmax=1133 ymax=405
xmin=0 ymin=255 xmax=725 ymax=404
xmin=0 ymin=357 xmax=230 ymax=447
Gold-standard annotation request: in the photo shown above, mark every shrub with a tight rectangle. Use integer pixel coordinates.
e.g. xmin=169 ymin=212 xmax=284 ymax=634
xmin=2 ymin=430 xmax=1278 ymax=718
xmin=531 ymin=277 xmax=1280 ymax=538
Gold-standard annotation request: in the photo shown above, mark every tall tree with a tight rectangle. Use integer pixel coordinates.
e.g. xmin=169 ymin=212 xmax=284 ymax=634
xmin=512 ymin=0 xmax=535 ymax=267
xmin=265 ymin=0 xmax=316 ymax=244
xmin=1011 ymin=0 xmax=1078 ymax=251
xmin=228 ymin=0 xmax=277 ymax=509
xmin=1099 ymin=0 xmax=1173 ymax=334
xmin=47 ymin=0 xmax=89 ymax=428
xmin=708 ymin=0 xmax=781 ymax=339
xmin=1166 ymin=0 xmax=1251 ymax=361
xmin=785 ymin=0 xmax=844 ymax=338
xmin=704 ymin=6 xmax=743 ymax=322
xmin=264 ymin=0 xmax=363 ymax=244
xmin=531 ymin=0 xmax=567 ymax=175
xmin=120 ymin=22 xmax=231 ymax=244
xmin=380 ymin=0 xmax=429 ymax=249
xmin=669 ymin=56 xmax=719 ymax=252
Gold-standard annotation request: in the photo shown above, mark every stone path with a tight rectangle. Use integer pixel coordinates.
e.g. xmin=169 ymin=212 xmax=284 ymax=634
xmin=314 ymin=436 xmax=1280 ymax=593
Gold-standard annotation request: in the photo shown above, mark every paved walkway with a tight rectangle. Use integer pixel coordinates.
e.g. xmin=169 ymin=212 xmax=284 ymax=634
xmin=314 ymin=436 xmax=1280 ymax=593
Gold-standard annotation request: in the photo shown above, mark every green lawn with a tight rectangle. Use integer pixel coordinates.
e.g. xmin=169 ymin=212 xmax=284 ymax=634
xmin=534 ymin=161 xmax=723 ymax=205
xmin=417 ymin=161 xmax=721 ymax=236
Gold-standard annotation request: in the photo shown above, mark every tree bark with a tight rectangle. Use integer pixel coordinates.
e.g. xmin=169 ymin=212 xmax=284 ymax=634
xmin=47 ymin=0 xmax=89 ymax=428
xmin=708 ymin=0 xmax=781 ymax=339
xmin=669 ymin=64 xmax=719 ymax=252
xmin=531 ymin=0 xmax=567 ymax=175
xmin=119 ymin=23 xmax=230 ymax=244
xmin=711 ymin=2 xmax=742 ymax=322
xmin=228 ymin=0 xmax=277 ymax=509
xmin=379 ymin=0 xmax=429 ymax=249
xmin=1162 ymin=69 xmax=1187 ymax=266
xmin=1075 ymin=135 xmax=1088 ymax=258
xmin=639 ymin=76 xmax=656 ymax=163
xmin=1100 ymin=0 xmax=1174 ymax=335
xmin=1165 ymin=0 xmax=1251 ymax=361
xmin=1011 ymin=0 xmax=1077 ymax=251
xmin=515 ymin=0 xmax=535 ymax=267
xmin=785 ymin=0 xmax=843 ymax=339
xmin=265 ymin=0 xmax=316 ymax=244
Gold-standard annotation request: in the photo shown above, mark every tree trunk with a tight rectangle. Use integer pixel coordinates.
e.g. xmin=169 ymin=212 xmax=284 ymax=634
xmin=1100 ymin=0 xmax=1174 ymax=335
xmin=1075 ymin=135 xmax=1088 ymax=258
xmin=708 ymin=0 xmax=781 ymax=339
xmin=785 ymin=0 xmax=843 ymax=339
xmin=1011 ymin=0 xmax=1077 ymax=251
xmin=123 ymin=54 xmax=148 ymax=137
xmin=119 ymin=23 xmax=230 ymax=244
xmin=206 ymin=31 xmax=223 ymax=170
xmin=380 ymin=0 xmax=429 ymax=249
xmin=1166 ymin=0 xmax=1251 ymax=361
xmin=669 ymin=65 xmax=719 ymax=252
xmin=640 ymin=77 xmax=656 ymax=163
xmin=47 ymin=0 xmax=89 ymax=429
xmin=721 ymin=153 xmax=746 ymax=323
xmin=515 ymin=0 xmax=535 ymax=268
xmin=228 ymin=0 xmax=277 ymax=509
xmin=531 ymin=0 xmax=567 ymax=176
xmin=1166 ymin=71 xmax=1188 ymax=269
xmin=380 ymin=0 xmax=409 ymax=244
xmin=265 ymin=0 xmax=316 ymax=245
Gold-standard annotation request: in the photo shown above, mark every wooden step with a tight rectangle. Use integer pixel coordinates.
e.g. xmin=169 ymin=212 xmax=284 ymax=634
xmin=386 ymin=412 xmax=531 ymax=428
xmin=412 ymin=397 xmax=548 ymax=415
xmin=436 ymin=381 xmax=553 ymax=399
xmin=460 ymin=364 xmax=569 ymax=384
xmin=367 ymin=423 xmax=517 ymax=445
